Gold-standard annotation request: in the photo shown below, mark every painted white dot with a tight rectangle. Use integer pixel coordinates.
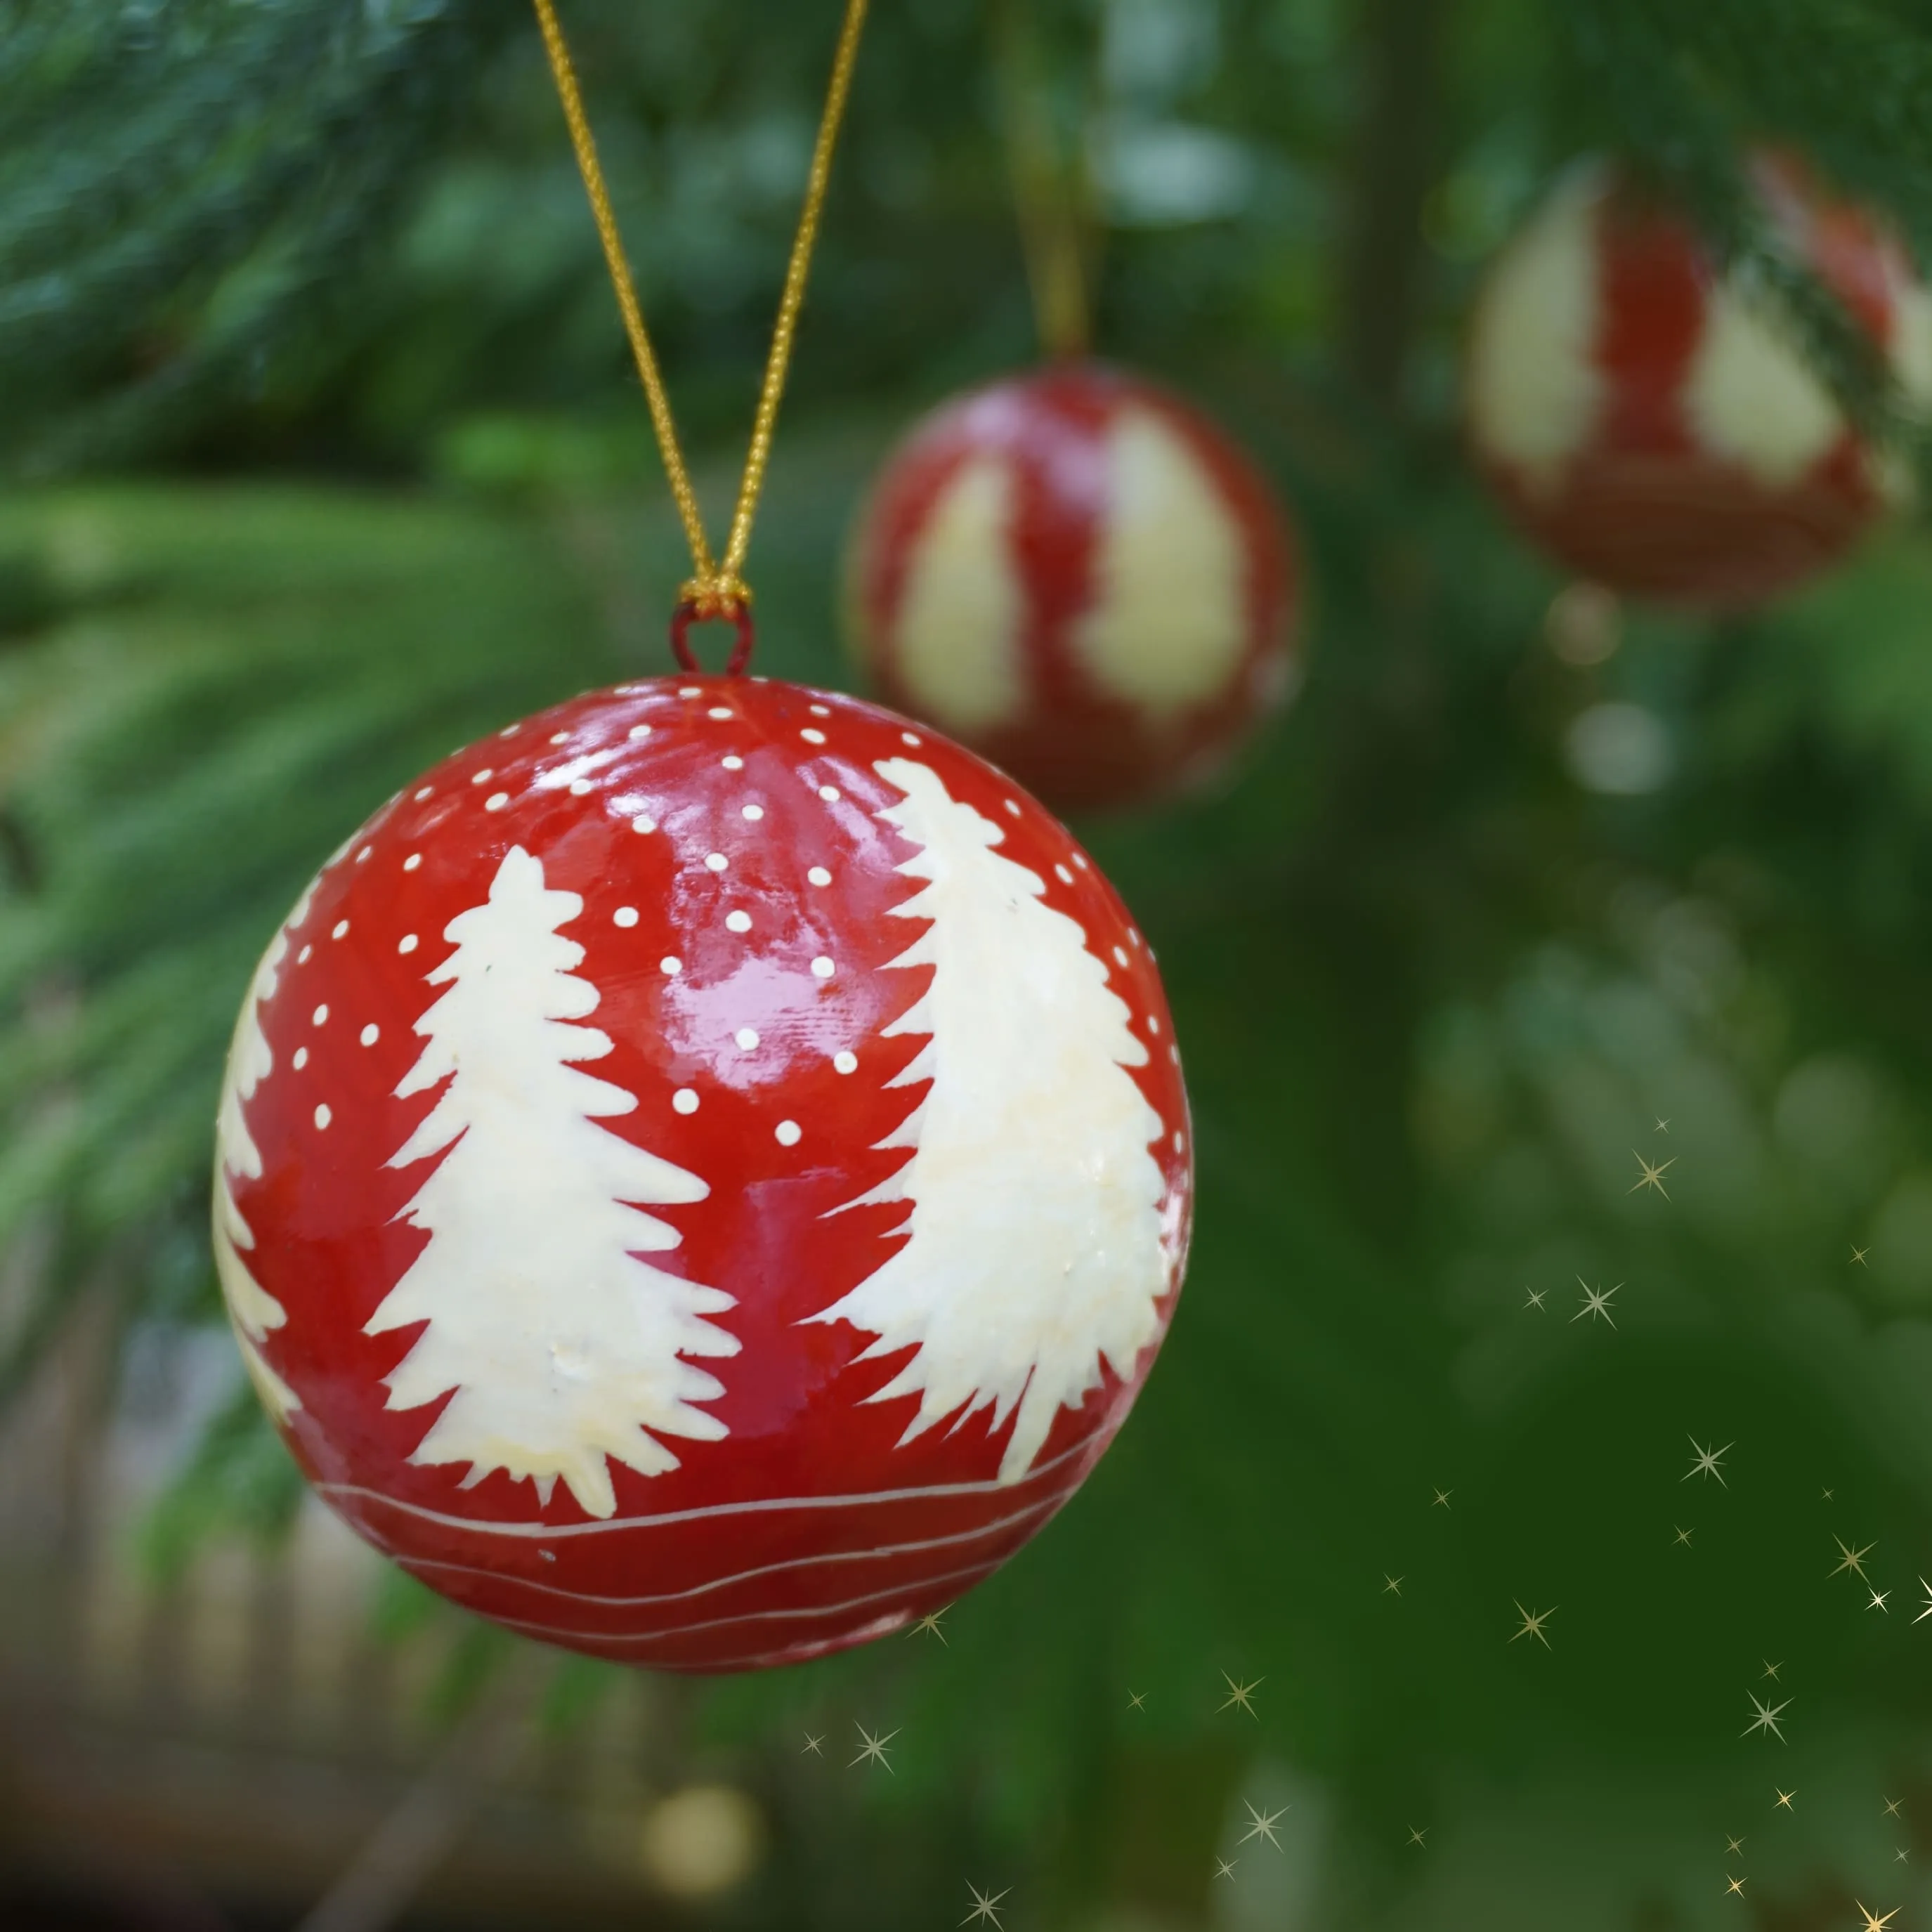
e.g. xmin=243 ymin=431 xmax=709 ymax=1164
xmin=673 ymin=1088 xmax=700 ymax=1114
xmin=498 ymin=722 xmax=519 ymax=738
xmin=1114 ymin=946 xmax=1130 ymax=967
xmin=1073 ymin=854 xmax=1090 ymax=870
xmin=413 ymin=786 xmax=433 ymax=801
xmin=775 ymin=1120 xmax=802 ymax=1147
xmin=679 ymin=686 xmax=700 ymax=698
xmin=740 ymin=805 xmax=764 ymax=825
xmin=312 ymin=1005 xmax=329 ymax=1026
xmin=818 ymin=785 xmax=840 ymax=802
xmin=901 ymin=731 xmax=922 ymax=748
xmin=810 ymin=703 xmax=830 ymax=717
xmin=485 ymin=792 xmax=509 ymax=811
xmin=811 ymin=956 xmax=835 ymax=979
xmin=1169 ymin=1043 xmax=1181 ymax=1064
xmin=735 ymin=1027 xmax=759 ymax=1051
xmin=399 ymin=934 xmax=419 ymax=955
xmin=614 ymin=906 xmax=639 ymax=928
xmin=292 ymin=1046 xmax=309 ymax=1071
xmin=1057 ymin=865 xmax=1075 ymax=886
xmin=569 ymin=779 xmax=592 ymax=797
xmin=1128 ymin=927 xmax=1142 ymax=946
xmin=705 ymin=852 xmax=729 ymax=873
xmin=807 ymin=866 xmax=832 ymax=887
xmin=356 ymin=845 xmax=372 ymax=863
xmin=723 ymin=755 xmax=745 ymax=772
xmin=314 ymin=1104 xmax=332 ymax=1130
xmin=1149 ymin=1014 xmax=1162 ymax=1036
xmin=629 ymin=724 xmax=652 ymax=740
xmin=1003 ymin=800 xmax=1022 ymax=818
xmin=360 ymin=1024 xmax=379 ymax=1046
xmin=471 ymin=769 xmax=493 ymax=785
xmin=549 ymin=731 xmax=570 ymax=745
xmin=707 ymin=706 xmax=732 ymax=721
xmin=660 ymin=956 xmax=682 ymax=976
xmin=801 ymin=728 xmax=827 ymax=745
xmin=833 ymin=1050 xmax=858 ymax=1074
xmin=633 ymin=815 xmax=657 ymax=835
xmin=297 ymin=945 xmax=313 ymax=965
xmin=332 ymin=920 xmax=349 ymax=940
xmin=1173 ymin=1130 xmax=1185 ymax=1152
xmin=403 ymin=853 xmax=422 ymax=872
xmin=616 ymin=683 xmax=646 ymax=695
xmin=722 ymin=910 xmax=752 ymax=934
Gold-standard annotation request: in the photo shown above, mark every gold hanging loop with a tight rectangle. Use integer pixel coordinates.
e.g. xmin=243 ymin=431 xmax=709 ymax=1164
xmin=532 ymin=0 xmax=870 ymax=641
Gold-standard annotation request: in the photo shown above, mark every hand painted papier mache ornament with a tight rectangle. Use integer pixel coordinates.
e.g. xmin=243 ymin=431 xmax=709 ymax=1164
xmin=213 ymin=677 xmax=1192 ymax=1671
xmin=844 ymin=361 xmax=1302 ymax=812
xmin=1468 ymin=154 xmax=1932 ymax=610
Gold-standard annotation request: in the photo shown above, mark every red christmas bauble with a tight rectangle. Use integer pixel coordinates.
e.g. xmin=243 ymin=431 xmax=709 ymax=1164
xmin=1467 ymin=155 xmax=1932 ymax=609
xmin=213 ymin=675 xmax=1191 ymax=1672
xmin=844 ymin=361 xmax=1301 ymax=812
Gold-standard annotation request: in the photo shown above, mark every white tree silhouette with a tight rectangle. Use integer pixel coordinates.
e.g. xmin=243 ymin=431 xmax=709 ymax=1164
xmin=213 ymin=887 xmax=315 ymax=1423
xmin=811 ymin=759 xmax=1170 ymax=1482
xmin=369 ymin=846 xmax=736 ymax=1519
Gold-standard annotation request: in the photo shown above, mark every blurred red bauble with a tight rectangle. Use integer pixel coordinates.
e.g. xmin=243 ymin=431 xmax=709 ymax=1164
xmin=212 ymin=676 xmax=1191 ymax=1672
xmin=1466 ymin=155 xmax=1932 ymax=609
xmin=844 ymin=362 xmax=1302 ymax=812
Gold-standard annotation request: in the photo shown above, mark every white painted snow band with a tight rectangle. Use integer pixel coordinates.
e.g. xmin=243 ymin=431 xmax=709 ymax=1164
xmin=389 ymin=1493 xmax=1061 ymax=1607
xmin=313 ymin=1433 xmax=1096 ymax=1540
xmin=471 ymin=1553 xmax=1007 ymax=1647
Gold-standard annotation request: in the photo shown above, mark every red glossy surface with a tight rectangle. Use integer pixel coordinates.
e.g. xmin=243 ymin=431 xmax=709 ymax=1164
xmin=847 ymin=362 xmax=1301 ymax=811
xmin=1474 ymin=157 xmax=1917 ymax=609
xmin=218 ymin=676 xmax=1191 ymax=1672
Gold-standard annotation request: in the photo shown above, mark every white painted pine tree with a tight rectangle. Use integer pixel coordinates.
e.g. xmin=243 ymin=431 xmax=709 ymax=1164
xmin=213 ymin=890 xmax=314 ymax=1423
xmin=369 ymin=846 xmax=736 ymax=1519
xmin=812 ymin=759 xmax=1170 ymax=1482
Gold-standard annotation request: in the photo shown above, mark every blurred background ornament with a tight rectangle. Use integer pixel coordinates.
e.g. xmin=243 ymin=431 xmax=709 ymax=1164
xmin=1466 ymin=153 xmax=1932 ymax=609
xmin=843 ymin=360 xmax=1300 ymax=811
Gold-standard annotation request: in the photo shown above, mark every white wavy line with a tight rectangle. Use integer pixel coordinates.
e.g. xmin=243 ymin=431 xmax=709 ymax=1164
xmin=318 ymin=1435 xmax=1095 ymax=1541
xmin=480 ymin=1555 xmax=1003 ymax=1647
xmin=394 ymin=1494 xmax=1064 ymax=1608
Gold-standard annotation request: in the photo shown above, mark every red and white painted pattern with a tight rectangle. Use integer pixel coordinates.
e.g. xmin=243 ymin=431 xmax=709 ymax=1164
xmin=1468 ymin=157 xmax=1932 ymax=608
xmin=845 ymin=361 xmax=1300 ymax=812
xmin=212 ymin=678 xmax=1191 ymax=1673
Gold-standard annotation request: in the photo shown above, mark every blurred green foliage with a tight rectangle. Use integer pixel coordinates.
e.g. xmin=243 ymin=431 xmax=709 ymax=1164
xmin=11 ymin=1 xmax=1932 ymax=1926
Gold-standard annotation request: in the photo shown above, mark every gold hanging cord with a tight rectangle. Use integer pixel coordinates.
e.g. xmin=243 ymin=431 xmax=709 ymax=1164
xmin=533 ymin=0 xmax=870 ymax=644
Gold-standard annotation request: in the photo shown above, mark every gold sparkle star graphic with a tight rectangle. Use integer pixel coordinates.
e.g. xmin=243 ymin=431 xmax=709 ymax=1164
xmin=1885 ymin=1796 xmax=1903 ymax=1818
xmin=1916 ymin=1578 xmax=1932 ymax=1623
xmin=1852 ymin=1245 xmax=1869 ymax=1266
xmin=1897 ymin=1848 xmax=1910 ymax=1864
xmin=1823 ymin=1487 xmax=1835 ymax=1501
xmin=1573 ymin=1279 xmax=1621 ymax=1326
xmin=1511 ymin=1603 xmax=1556 ymax=1648
xmin=1655 ymin=1118 xmax=1670 ymax=1133
xmin=1407 ymin=1827 xmax=1428 ymax=1848
xmin=1383 ymin=1575 xmax=1404 ymax=1596
xmin=1855 ymin=1904 xmax=1898 ymax=1931
xmin=1432 ymin=1488 xmax=1454 ymax=1509
xmin=1524 ymin=1285 xmax=1547 ymax=1310
xmin=909 ymin=1610 xmax=948 ymax=1645
xmin=1673 ymin=1525 xmax=1694 ymax=1547
xmin=1128 ymin=1689 xmax=1147 ymax=1712
xmin=1239 ymin=1802 xmax=1287 ymax=1851
xmin=849 ymin=1723 xmax=899 ymax=1772
xmin=1774 ymin=1788 xmax=1795 ymax=1810
xmin=1725 ymin=1835 xmax=1744 ymax=1857
xmin=1684 ymin=1437 xmax=1731 ymax=1486
xmin=960 ymin=1884 xmax=1010 ymax=1928
xmin=1723 ymin=1874 xmax=1747 ymax=1898
xmin=1219 ymin=1674 xmax=1263 ymax=1718
xmin=1762 ymin=1660 xmax=1782 ymax=1681
xmin=1630 ymin=1151 xmax=1675 ymax=1198
xmin=802 ymin=1732 xmax=825 ymax=1757
xmin=1869 ymin=1587 xmax=1891 ymax=1613
xmin=1742 ymin=1693 xmax=1791 ymax=1743
xmin=1213 ymin=1858 xmax=1238 ymax=1882
xmin=1832 ymin=1536 xmax=1874 ymax=1581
